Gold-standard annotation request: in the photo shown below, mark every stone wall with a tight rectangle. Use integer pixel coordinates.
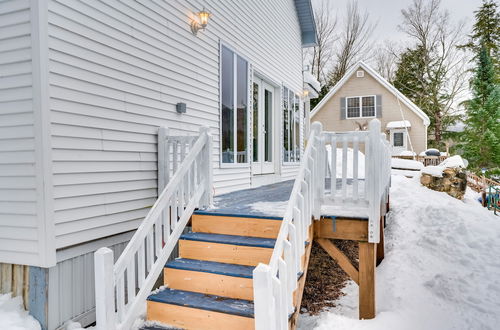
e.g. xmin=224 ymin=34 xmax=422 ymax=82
xmin=420 ymin=167 xmax=467 ymax=199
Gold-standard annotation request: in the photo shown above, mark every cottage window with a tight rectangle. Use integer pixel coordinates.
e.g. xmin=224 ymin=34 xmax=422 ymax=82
xmin=346 ymin=96 xmax=376 ymax=118
xmin=283 ymin=87 xmax=301 ymax=163
xmin=393 ymin=132 xmax=404 ymax=147
xmin=221 ymin=45 xmax=248 ymax=164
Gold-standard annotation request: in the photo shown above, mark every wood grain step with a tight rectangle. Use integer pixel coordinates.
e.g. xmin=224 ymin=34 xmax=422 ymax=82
xmin=147 ymin=288 xmax=254 ymax=330
xmin=179 ymin=232 xmax=275 ymax=266
xmin=192 ymin=211 xmax=281 ymax=239
xmin=164 ymin=259 xmax=254 ymax=300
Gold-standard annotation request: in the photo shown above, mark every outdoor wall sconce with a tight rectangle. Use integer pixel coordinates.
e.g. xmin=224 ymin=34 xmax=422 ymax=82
xmin=191 ymin=8 xmax=211 ymax=35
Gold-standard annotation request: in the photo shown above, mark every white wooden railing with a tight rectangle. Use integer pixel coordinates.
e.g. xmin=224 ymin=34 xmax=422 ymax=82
xmin=253 ymin=120 xmax=390 ymax=330
xmin=94 ymin=127 xmax=212 ymax=330
xmin=322 ymin=120 xmax=391 ymax=242
xmin=253 ymin=122 xmax=323 ymax=330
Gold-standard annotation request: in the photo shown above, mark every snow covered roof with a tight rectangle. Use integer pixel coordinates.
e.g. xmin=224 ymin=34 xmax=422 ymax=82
xmin=303 ymin=70 xmax=320 ymax=93
xmin=310 ymin=61 xmax=431 ymax=126
xmin=387 ymin=120 xmax=411 ymax=129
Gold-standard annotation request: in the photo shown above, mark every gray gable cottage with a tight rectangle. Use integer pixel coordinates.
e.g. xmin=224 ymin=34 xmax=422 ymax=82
xmin=0 ymin=0 xmax=317 ymax=328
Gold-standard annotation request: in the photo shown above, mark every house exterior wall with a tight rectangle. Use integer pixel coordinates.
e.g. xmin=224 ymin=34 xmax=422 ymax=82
xmin=311 ymin=66 xmax=428 ymax=154
xmin=0 ymin=0 xmax=54 ymax=267
xmin=45 ymin=0 xmax=304 ymax=249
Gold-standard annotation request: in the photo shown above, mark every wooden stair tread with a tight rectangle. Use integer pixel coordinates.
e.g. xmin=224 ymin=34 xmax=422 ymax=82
xmin=166 ymin=258 xmax=255 ymax=279
xmin=147 ymin=288 xmax=254 ymax=318
xmin=180 ymin=232 xmax=276 ymax=249
xmin=194 ymin=210 xmax=283 ymax=221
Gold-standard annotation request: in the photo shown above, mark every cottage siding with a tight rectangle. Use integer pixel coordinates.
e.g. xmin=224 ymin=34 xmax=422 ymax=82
xmin=46 ymin=0 xmax=303 ymax=248
xmin=0 ymin=0 xmax=43 ymax=265
xmin=312 ymin=66 xmax=428 ymax=154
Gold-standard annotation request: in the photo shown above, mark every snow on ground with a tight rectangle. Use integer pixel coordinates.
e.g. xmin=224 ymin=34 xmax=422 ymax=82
xmin=0 ymin=293 xmax=40 ymax=330
xmin=250 ymin=200 xmax=288 ymax=217
xmin=391 ymin=158 xmax=424 ymax=170
xmin=326 ymin=145 xmax=365 ymax=178
xmin=298 ymin=174 xmax=500 ymax=330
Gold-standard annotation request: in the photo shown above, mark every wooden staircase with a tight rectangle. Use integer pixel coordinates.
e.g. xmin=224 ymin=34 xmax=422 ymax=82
xmin=145 ymin=211 xmax=286 ymax=330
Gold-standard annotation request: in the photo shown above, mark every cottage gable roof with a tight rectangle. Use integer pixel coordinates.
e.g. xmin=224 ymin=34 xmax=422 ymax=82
xmin=311 ymin=61 xmax=431 ymax=126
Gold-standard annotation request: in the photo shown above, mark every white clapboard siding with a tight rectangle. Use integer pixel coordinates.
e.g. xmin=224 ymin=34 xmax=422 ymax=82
xmin=47 ymin=0 xmax=303 ymax=247
xmin=0 ymin=0 xmax=41 ymax=265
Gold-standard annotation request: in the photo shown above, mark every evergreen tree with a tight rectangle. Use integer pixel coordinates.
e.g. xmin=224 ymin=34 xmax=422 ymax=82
xmin=393 ymin=45 xmax=460 ymax=148
xmin=461 ymin=0 xmax=500 ymax=78
xmin=393 ymin=46 xmax=429 ymax=110
xmin=461 ymin=45 xmax=500 ymax=172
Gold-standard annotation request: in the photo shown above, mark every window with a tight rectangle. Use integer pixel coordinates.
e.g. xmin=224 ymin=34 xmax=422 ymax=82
xmin=221 ymin=45 xmax=248 ymax=164
xmin=393 ymin=132 xmax=404 ymax=147
xmin=283 ymin=87 xmax=301 ymax=163
xmin=346 ymin=96 xmax=376 ymax=118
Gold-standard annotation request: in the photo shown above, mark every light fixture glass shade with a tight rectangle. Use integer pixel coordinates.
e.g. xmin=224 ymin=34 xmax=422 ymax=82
xmin=199 ymin=10 xmax=210 ymax=28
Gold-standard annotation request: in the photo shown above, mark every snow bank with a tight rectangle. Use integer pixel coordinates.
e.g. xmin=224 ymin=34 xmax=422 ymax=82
xmin=326 ymin=145 xmax=365 ymax=179
xmin=398 ymin=150 xmax=416 ymax=156
xmin=0 ymin=293 xmax=40 ymax=330
xmin=421 ymin=165 xmax=444 ymax=177
xmin=440 ymin=155 xmax=467 ymax=168
xmin=391 ymin=158 xmax=424 ymax=170
xmin=298 ymin=175 xmax=500 ymax=330
xmin=421 ymin=155 xmax=467 ymax=178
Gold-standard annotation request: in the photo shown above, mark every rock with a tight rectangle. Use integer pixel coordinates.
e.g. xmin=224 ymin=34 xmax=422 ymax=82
xmin=420 ymin=167 xmax=467 ymax=199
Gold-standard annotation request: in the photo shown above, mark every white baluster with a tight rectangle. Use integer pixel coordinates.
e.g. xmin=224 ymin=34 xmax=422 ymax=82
xmin=353 ymin=136 xmax=359 ymax=201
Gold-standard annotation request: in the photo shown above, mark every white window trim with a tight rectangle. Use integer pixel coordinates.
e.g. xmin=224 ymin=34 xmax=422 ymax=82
xmin=390 ymin=128 xmax=407 ymax=149
xmin=219 ymin=42 xmax=251 ymax=169
xmin=345 ymin=95 xmax=376 ymax=119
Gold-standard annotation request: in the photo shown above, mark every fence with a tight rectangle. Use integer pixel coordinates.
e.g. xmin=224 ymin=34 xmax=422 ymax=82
xmin=392 ymin=155 xmax=448 ymax=167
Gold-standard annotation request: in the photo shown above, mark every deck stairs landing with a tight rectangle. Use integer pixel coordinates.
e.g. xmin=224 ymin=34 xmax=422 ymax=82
xmin=145 ymin=211 xmax=304 ymax=330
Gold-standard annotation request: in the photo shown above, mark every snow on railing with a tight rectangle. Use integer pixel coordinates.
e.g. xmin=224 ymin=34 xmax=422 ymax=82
xmin=253 ymin=122 xmax=323 ymax=330
xmin=94 ymin=127 xmax=212 ymax=330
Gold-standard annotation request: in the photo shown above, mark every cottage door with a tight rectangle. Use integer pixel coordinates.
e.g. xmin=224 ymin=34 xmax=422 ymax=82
xmin=252 ymin=78 xmax=274 ymax=174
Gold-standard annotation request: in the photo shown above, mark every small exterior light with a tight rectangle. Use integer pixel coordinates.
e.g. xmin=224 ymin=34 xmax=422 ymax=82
xmin=191 ymin=8 xmax=211 ymax=35
xmin=303 ymin=89 xmax=309 ymax=98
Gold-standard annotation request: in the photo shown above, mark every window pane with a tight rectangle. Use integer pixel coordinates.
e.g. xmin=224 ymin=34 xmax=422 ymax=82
xmin=253 ymin=82 xmax=259 ymax=162
xmin=362 ymin=96 xmax=375 ymax=117
xmin=221 ymin=46 xmax=234 ymax=163
xmin=347 ymin=97 xmax=360 ymax=118
xmin=283 ymin=87 xmax=289 ymax=162
xmin=393 ymin=132 xmax=404 ymax=147
xmin=294 ymin=94 xmax=300 ymax=162
xmin=236 ymin=55 xmax=247 ymax=163
xmin=264 ymin=89 xmax=272 ymax=162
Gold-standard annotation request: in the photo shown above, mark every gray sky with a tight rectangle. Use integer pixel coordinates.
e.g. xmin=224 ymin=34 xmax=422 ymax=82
xmin=312 ymin=0 xmax=485 ymax=45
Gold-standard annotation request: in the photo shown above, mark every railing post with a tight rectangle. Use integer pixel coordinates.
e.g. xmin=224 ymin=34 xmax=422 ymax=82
xmin=368 ymin=120 xmax=381 ymax=243
xmin=199 ymin=126 xmax=213 ymax=208
xmin=253 ymin=264 xmax=275 ymax=330
xmin=94 ymin=247 xmax=116 ymax=330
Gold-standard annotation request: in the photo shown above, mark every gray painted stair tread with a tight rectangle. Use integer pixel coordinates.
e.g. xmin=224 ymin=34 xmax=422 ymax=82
xmin=147 ymin=288 xmax=254 ymax=318
xmin=180 ymin=232 xmax=276 ymax=249
xmin=165 ymin=258 xmax=255 ymax=279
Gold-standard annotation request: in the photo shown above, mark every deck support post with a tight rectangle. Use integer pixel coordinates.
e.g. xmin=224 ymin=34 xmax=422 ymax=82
xmin=376 ymin=216 xmax=385 ymax=266
xmin=358 ymin=242 xmax=376 ymax=320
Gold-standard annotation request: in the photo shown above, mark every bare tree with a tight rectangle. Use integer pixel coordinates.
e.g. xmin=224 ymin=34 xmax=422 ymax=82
xmin=327 ymin=1 xmax=377 ymax=86
xmin=371 ymin=41 xmax=400 ymax=82
xmin=398 ymin=0 xmax=470 ymax=145
xmin=308 ymin=0 xmax=337 ymax=85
